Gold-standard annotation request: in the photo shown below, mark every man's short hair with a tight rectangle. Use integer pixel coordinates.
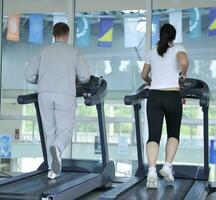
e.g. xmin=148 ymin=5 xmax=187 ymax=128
xmin=53 ymin=22 xmax=70 ymax=38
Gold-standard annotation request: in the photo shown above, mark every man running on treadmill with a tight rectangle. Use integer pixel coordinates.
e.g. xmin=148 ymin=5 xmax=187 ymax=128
xmin=25 ymin=22 xmax=90 ymax=179
xmin=142 ymin=23 xmax=189 ymax=188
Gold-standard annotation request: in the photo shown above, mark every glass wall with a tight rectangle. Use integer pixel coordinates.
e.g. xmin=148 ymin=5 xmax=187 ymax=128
xmin=74 ymin=6 xmax=216 ymax=176
xmin=0 ymin=10 xmax=68 ymax=173
xmin=0 ymin=5 xmax=146 ymax=176
xmin=152 ymin=8 xmax=216 ymax=165
xmin=0 ymin=1 xmax=215 ymax=177
xmin=74 ymin=10 xmax=146 ymax=176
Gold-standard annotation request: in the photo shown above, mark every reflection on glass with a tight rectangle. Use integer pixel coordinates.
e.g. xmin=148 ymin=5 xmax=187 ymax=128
xmin=1 ymin=7 xmax=215 ymax=177
xmin=151 ymin=8 xmax=216 ymax=167
xmin=104 ymin=57 xmax=132 ymax=90
xmin=74 ymin=10 xmax=146 ymax=176
xmin=0 ymin=13 xmax=67 ymax=175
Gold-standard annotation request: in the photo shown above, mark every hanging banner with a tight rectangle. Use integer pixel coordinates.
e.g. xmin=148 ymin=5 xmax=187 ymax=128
xmin=152 ymin=14 xmax=160 ymax=47
xmin=98 ymin=18 xmax=113 ymax=47
xmin=190 ymin=8 xmax=201 ymax=39
xmin=124 ymin=17 xmax=139 ymax=48
xmin=6 ymin=14 xmax=20 ymax=41
xmin=169 ymin=10 xmax=183 ymax=43
xmin=76 ymin=17 xmax=91 ymax=47
xmin=208 ymin=8 xmax=216 ymax=36
xmin=29 ymin=14 xmax=44 ymax=44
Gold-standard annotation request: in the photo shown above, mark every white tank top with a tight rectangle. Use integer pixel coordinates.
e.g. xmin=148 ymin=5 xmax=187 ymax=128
xmin=145 ymin=44 xmax=187 ymax=90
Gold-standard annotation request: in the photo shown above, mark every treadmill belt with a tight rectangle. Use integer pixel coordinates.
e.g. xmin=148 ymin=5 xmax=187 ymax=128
xmin=120 ymin=178 xmax=195 ymax=200
xmin=0 ymin=171 xmax=88 ymax=194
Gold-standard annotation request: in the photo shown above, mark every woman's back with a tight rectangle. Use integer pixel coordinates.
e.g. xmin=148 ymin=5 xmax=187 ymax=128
xmin=147 ymin=44 xmax=186 ymax=89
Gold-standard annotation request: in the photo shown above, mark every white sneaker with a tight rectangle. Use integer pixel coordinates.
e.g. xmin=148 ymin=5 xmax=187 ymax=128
xmin=50 ymin=146 xmax=62 ymax=175
xmin=47 ymin=170 xmax=60 ymax=179
xmin=146 ymin=170 xmax=159 ymax=189
xmin=160 ymin=164 xmax=174 ymax=182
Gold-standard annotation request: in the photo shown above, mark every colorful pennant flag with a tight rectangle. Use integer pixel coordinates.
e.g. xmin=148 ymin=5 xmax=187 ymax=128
xmin=29 ymin=14 xmax=44 ymax=44
xmin=190 ymin=8 xmax=201 ymax=39
xmin=124 ymin=17 xmax=139 ymax=48
xmin=169 ymin=10 xmax=183 ymax=43
xmin=152 ymin=14 xmax=160 ymax=47
xmin=76 ymin=17 xmax=91 ymax=47
xmin=208 ymin=8 xmax=216 ymax=36
xmin=98 ymin=18 xmax=113 ymax=47
xmin=6 ymin=15 xmax=20 ymax=41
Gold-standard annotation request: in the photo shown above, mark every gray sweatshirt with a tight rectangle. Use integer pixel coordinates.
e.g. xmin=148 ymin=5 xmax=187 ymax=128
xmin=25 ymin=42 xmax=90 ymax=96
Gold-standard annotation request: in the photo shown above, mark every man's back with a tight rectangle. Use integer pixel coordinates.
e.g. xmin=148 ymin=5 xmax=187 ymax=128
xmin=38 ymin=42 xmax=77 ymax=96
xmin=26 ymin=42 xmax=90 ymax=96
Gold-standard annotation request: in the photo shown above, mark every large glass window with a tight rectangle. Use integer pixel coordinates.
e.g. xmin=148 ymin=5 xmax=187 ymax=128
xmin=0 ymin=2 xmax=215 ymax=178
xmin=0 ymin=11 xmax=68 ymax=173
xmin=152 ymin=8 xmax=216 ymax=165
xmin=74 ymin=10 xmax=146 ymax=176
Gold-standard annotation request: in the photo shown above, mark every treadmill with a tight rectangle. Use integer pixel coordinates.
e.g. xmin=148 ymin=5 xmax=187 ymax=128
xmin=0 ymin=76 xmax=115 ymax=200
xmin=99 ymin=78 xmax=215 ymax=200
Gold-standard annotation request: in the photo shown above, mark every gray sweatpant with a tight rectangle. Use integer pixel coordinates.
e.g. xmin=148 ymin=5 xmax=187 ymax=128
xmin=38 ymin=92 xmax=76 ymax=168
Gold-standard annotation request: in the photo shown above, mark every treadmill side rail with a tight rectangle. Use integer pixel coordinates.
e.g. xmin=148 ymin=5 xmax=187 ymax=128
xmin=0 ymin=170 xmax=47 ymax=187
xmin=184 ymin=180 xmax=208 ymax=200
xmin=98 ymin=177 xmax=144 ymax=200
xmin=43 ymin=173 xmax=101 ymax=197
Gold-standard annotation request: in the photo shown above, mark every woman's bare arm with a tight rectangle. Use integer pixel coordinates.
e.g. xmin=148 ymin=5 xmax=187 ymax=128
xmin=141 ymin=63 xmax=151 ymax=84
xmin=177 ymin=51 xmax=189 ymax=79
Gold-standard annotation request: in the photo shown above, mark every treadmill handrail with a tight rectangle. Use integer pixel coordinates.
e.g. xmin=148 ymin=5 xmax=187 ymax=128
xmin=124 ymin=78 xmax=210 ymax=106
xmin=17 ymin=93 xmax=38 ymax=104
xmin=17 ymin=76 xmax=107 ymax=106
xmin=124 ymin=89 xmax=149 ymax=105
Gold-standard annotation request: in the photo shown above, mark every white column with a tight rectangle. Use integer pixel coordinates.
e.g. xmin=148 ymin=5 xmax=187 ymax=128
xmin=143 ymin=0 xmax=152 ymax=164
xmin=0 ymin=0 xmax=3 ymax=113
xmin=67 ymin=0 xmax=75 ymax=46
xmin=145 ymin=0 xmax=152 ymax=54
xmin=67 ymin=0 xmax=75 ymax=158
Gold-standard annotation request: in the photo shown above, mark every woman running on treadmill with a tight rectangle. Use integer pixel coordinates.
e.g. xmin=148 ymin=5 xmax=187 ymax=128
xmin=142 ymin=23 xmax=189 ymax=188
xmin=25 ymin=22 xmax=90 ymax=179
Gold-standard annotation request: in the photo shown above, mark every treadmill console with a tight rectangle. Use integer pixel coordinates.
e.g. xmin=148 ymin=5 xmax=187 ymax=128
xmin=76 ymin=75 xmax=103 ymax=97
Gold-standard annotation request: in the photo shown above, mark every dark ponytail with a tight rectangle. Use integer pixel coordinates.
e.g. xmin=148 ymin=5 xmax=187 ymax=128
xmin=157 ymin=23 xmax=176 ymax=57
